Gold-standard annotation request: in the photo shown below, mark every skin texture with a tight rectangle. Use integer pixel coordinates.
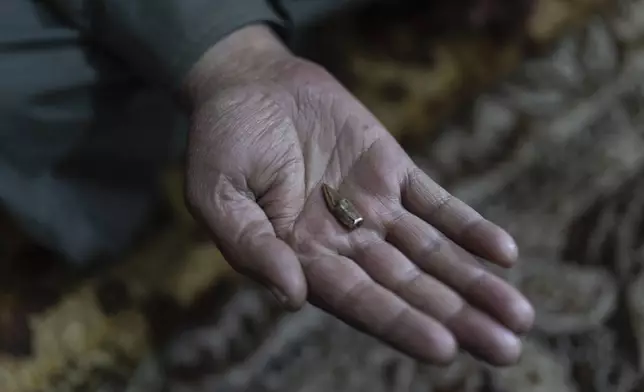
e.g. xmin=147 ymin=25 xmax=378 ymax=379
xmin=182 ymin=25 xmax=535 ymax=366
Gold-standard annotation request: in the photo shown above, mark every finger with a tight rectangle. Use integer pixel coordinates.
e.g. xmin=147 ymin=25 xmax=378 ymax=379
xmin=387 ymin=212 xmax=534 ymax=335
xmin=350 ymin=239 xmax=521 ymax=365
xmin=403 ymin=167 xmax=518 ymax=267
xmin=190 ymin=177 xmax=307 ymax=310
xmin=448 ymin=306 xmax=522 ymax=366
xmin=303 ymin=252 xmax=457 ymax=364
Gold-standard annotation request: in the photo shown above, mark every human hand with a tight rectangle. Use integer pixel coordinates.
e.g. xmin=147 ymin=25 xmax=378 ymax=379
xmin=183 ymin=25 xmax=534 ymax=366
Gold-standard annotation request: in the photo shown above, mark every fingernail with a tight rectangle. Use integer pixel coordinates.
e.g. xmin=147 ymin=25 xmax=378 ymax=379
xmin=270 ymin=287 xmax=290 ymax=307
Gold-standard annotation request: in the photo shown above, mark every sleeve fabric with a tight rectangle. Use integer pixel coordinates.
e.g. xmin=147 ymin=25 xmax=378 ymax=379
xmin=278 ymin=0 xmax=381 ymax=29
xmin=45 ymin=0 xmax=287 ymax=89
xmin=276 ymin=0 xmax=351 ymax=29
xmin=43 ymin=0 xmax=355 ymax=90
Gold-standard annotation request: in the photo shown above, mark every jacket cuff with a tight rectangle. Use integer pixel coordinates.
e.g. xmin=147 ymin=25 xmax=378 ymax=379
xmin=97 ymin=0 xmax=285 ymax=90
xmin=277 ymin=0 xmax=348 ymax=29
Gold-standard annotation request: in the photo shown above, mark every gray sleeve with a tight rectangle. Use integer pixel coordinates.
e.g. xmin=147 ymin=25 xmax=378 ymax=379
xmin=45 ymin=0 xmax=286 ymax=90
xmin=276 ymin=0 xmax=351 ymax=29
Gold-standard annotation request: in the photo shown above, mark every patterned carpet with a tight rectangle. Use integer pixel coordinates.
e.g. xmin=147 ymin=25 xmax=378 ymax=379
xmin=2 ymin=0 xmax=643 ymax=391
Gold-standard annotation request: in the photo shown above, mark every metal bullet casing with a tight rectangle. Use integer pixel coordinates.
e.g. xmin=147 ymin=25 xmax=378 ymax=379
xmin=322 ymin=183 xmax=364 ymax=230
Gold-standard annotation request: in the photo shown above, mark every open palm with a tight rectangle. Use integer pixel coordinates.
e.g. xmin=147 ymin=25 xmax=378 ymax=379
xmin=186 ymin=55 xmax=534 ymax=366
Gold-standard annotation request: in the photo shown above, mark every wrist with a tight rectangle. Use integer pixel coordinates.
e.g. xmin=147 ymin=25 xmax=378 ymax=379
xmin=181 ymin=24 xmax=294 ymax=108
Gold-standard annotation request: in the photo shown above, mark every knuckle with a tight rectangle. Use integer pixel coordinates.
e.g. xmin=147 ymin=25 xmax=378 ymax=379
xmin=443 ymin=301 xmax=468 ymax=327
xmin=379 ymin=306 xmax=411 ymax=337
xmin=459 ymin=215 xmax=486 ymax=238
xmin=419 ymin=235 xmax=444 ymax=260
xmin=338 ymin=278 xmax=372 ymax=311
xmin=463 ymin=268 xmax=487 ymax=296
xmin=394 ymin=267 xmax=423 ymax=294
xmin=431 ymin=192 xmax=453 ymax=215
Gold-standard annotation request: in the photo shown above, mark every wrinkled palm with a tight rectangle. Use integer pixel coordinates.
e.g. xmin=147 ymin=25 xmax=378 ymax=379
xmin=186 ymin=58 xmax=534 ymax=366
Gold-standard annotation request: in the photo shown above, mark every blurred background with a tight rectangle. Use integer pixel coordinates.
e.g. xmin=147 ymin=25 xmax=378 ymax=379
xmin=1 ymin=0 xmax=643 ymax=391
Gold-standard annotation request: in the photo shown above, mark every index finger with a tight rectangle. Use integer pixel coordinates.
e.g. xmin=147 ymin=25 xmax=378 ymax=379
xmin=403 ymin=167 xmax=518 ymax=267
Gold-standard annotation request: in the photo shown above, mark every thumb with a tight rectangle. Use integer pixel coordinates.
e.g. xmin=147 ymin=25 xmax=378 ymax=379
xmin=188 ymin=176 xmax=307 ymax=310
